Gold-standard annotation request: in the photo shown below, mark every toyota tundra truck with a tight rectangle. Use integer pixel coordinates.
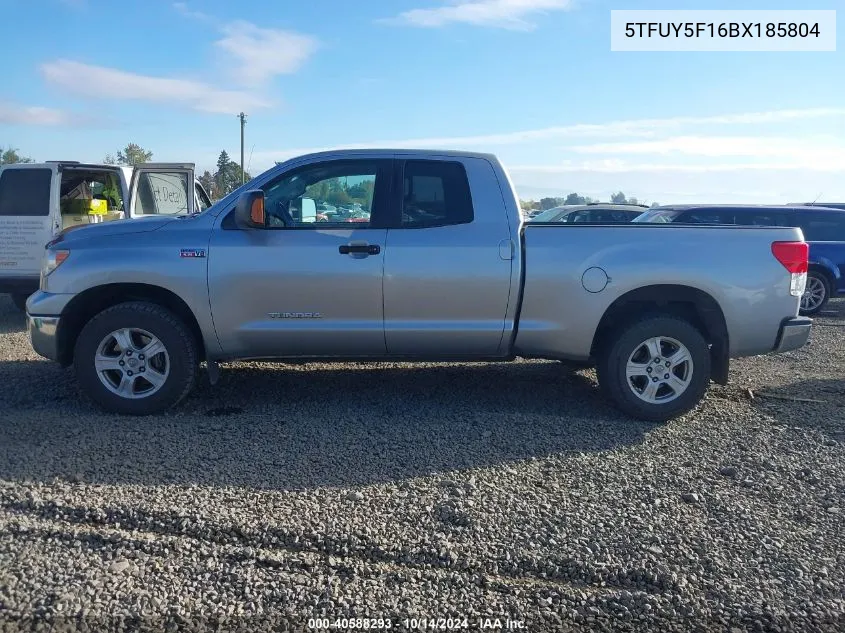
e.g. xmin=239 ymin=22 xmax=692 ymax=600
xmin=25 ymin=149 xmax=812 ymax=421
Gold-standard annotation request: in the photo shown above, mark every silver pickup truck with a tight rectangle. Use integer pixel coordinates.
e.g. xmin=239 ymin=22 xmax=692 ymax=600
xmin=26 ymin=149 xmax=812 ymax=421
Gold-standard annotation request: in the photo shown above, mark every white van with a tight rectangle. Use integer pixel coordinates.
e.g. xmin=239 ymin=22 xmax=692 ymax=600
xmin=0 ymin=161 xmax=211 ymax=310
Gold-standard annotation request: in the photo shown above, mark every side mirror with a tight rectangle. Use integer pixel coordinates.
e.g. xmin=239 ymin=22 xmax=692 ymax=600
xmin=234 ymin=190 xmax=266 ymax=229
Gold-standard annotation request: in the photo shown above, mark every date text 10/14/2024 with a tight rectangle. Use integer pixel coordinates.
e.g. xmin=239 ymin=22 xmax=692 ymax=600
xmin=307 ymin=617 xmax=527 ymax=630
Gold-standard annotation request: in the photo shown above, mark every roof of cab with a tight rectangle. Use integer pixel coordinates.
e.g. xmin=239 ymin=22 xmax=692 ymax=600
xmin=281 ymin=148 xmax=500 ymax=163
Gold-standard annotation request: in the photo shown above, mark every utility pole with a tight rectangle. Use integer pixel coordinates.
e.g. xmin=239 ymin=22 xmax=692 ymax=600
xmin=237 ymin=112 xmax=247 ymax=185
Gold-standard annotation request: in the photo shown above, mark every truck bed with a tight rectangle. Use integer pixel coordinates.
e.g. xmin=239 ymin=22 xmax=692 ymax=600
xmin=514 ymin=223 xmax=804 ymax=361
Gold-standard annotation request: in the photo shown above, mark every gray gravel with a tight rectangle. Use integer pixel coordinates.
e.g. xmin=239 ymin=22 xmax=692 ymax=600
xmin=0 ymin=293 xmax=843 ymax=632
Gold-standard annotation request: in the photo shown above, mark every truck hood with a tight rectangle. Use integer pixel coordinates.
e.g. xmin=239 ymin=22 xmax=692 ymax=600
xmin=57 ymin=216 xmax=178 ymax=242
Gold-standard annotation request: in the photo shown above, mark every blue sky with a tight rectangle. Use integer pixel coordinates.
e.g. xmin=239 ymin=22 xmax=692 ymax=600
xmin=1 ymin=0 xmax=843 ymax=203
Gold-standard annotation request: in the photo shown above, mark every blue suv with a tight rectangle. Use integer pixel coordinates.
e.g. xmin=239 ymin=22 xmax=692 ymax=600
xmin=634 ymin=204 xmax=845 ymax=315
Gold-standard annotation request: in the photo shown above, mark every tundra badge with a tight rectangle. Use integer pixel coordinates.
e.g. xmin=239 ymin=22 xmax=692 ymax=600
xmin=269 ymin=312 xmax=322 ymax=319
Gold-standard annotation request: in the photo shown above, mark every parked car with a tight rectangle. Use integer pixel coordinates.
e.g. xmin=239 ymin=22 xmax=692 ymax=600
xmin=0 ymin=161 xmax=209 ymax=311
xmin=634 ymin=204 xmax=845 ymax=315
xmin=530 ymin=203 xmax=648 ymax=223
xmin=26 ymin=149 xmax=810 ymax=422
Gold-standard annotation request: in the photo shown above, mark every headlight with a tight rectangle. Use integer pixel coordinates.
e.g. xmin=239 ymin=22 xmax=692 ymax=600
xmin=42 ymin=249 xmax=70 ymax=278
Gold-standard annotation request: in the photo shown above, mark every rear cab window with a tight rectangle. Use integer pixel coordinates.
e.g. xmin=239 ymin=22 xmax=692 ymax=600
xmin=400 ymin=160 xmax=474 ymax=228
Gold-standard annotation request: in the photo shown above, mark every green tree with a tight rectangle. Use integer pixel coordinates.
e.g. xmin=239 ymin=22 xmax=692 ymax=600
xmin=610 ymin=191 xmax=627 ymax=204
xmin=212 ymin=150 xmax=252 ymax=197
xmin=347 ymin=180 xmax=374 ymax=204
xmin=1 ymin=147 xmax=34 ymax=164
xmin=564 ymin=193 xmax=586 ymax=205
xmin=198 ymin=170 xmax=215 ymax=199
xmin=628 ymin=196 xmax=639 ymax=205
xmin=104 ymin=143 xmax=153 ymax=166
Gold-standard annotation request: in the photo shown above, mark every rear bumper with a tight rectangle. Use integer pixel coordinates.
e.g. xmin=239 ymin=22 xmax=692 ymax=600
xmin=774 ymin=316 xmax=812 ymax=353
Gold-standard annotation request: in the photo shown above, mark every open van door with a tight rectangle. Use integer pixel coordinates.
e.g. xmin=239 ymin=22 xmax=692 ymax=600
xmin=128 ymin=163 xmax=196 ymax=217
xmin=0 ymin=163 xmax=60 ymax=286
xmin=195 ymin=179 xmax=213 ymax=211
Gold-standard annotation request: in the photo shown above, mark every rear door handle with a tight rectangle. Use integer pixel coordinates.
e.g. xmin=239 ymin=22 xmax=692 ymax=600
xmin=339 ymin=244 xmax=380 ymax=255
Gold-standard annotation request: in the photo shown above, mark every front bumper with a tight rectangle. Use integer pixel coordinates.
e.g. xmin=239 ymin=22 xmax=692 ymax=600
xmin=774 ymin=316 xmax=812 ymax=353
xmin=28 ymin=315 xmax=61 ymax=362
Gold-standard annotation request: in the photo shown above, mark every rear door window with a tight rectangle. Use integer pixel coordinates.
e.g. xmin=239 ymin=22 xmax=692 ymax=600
xmin=401 ymin=160 xmax=474 ymax=228
xmin=0 ymin=168 xmax=52 ymax=217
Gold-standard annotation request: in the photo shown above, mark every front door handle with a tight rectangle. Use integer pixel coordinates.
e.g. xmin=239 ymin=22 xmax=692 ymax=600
xmin=339 ymin=244 xmax=380 ymax=255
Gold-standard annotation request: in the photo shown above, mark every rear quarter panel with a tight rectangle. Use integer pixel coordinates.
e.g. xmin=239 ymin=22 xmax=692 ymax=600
xmin=515 ymin=224 xmax=804 ymax=360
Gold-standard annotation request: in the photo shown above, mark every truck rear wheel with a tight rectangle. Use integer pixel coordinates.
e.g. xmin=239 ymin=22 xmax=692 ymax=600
xmin=74 ymin=301 xmax=198 ymax=415
xmin=596 ymin=315 xmax=710 ymax=422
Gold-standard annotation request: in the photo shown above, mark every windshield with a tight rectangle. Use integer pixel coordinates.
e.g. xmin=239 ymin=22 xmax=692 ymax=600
xmin=632 ymin=209 xmax=681 ymax=223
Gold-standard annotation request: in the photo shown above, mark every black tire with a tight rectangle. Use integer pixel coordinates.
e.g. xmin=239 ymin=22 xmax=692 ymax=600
xmin=596 ymin=315 xmax=711 ymax=423
xmin=11 ymin=293 xmax=29 ymax=312
xmin=799 ymin=271 xmax=830 ymax=316
xmin=73 ymin=301 xmax=198 ymax=415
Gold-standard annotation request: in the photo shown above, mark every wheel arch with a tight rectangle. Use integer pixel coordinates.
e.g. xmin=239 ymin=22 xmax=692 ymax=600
xmin=57 ymin=283 xmax=206 ymax=366
xmin=590 ymin=284 xmax=730 ymax=385
xmin=808 ymin=262 xmax=837 ymax=287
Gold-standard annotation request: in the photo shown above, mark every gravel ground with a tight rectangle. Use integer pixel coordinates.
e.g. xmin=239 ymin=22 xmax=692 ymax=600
xmin=0 ymin=294 xmax=843 ymax=632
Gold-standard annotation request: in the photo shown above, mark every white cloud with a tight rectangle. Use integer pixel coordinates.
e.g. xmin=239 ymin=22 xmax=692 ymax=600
xmin=40 ymin=59 xmax=272 ymax=115
xmin=382 ymin=0 xmax=573 ymax=30
xmin=215 ymin=20 xmax=319 ymax=87
xmin=35 ymin=11 xmax=318 ymax=119
xmin=509 ymin=164 xmax=845 ymax=204
xmin=0 ymin=102 xmax=76 ymax=126
xmin=569 ymin=136 xmax=845 ymax=167
xmin=172 ymin=1 xmax=211 ymax=22
xmin=243 ymin=107 xmax=845 ymax=170
xmin=229 ymin=107 xmax=845 ymax=204
xmin=509 ymin=158 xmax=845 ymax=174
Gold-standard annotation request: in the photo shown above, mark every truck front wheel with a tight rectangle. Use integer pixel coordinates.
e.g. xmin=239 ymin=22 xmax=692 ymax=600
xmin=73 ymin=301 xmax=198 ymax=415
xmin=596 ymin=315 xmax=711 ymax=422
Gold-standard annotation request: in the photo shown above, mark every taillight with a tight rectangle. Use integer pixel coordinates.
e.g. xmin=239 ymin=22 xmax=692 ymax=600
xmin=771 ymin=241 xmax=808 ymax=297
